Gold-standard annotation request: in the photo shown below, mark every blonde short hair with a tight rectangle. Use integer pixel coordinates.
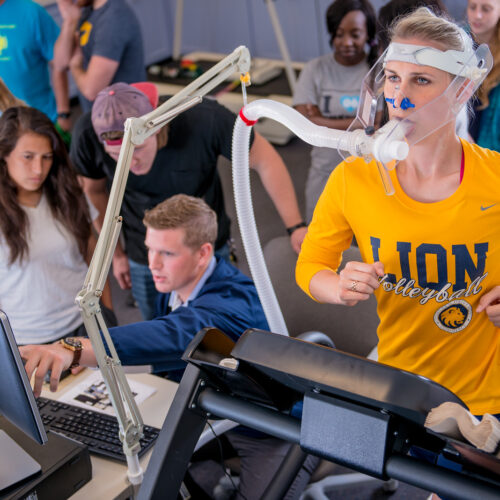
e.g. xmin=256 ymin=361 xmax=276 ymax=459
xmin=390 ymin=7 xmax=472 ymax=54
xmin=143 ymin=194 xmax=217 ymax=250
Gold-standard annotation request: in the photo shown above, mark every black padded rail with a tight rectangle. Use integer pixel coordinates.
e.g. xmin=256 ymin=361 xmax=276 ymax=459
xmin=232 ymin=329 xmax=466 ymax=425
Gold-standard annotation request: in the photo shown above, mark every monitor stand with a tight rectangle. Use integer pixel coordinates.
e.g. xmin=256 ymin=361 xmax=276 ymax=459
xmin=0 ymin=430 xmax=41 ymax=492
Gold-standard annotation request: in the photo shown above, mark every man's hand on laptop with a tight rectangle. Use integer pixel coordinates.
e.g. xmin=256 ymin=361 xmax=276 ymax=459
xmin=19 ymin=343 xmax=73 ymax=397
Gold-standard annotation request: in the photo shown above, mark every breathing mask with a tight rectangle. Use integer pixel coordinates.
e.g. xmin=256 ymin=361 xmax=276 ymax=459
xmin=339 ymin=39 xmax=493 ymax=194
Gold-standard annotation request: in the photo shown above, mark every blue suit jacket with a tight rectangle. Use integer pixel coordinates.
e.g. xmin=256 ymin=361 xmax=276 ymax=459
xmin=108 ymin=258 xmax=269 ymax=375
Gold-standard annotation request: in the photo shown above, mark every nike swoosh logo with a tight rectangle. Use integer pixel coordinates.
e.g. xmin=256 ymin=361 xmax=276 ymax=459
xmin=481 ymin=204 xmax=497 ymax=211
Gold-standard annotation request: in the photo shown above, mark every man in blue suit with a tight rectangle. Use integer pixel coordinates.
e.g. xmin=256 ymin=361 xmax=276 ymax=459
xmin=21 ymin=194 xmax=268 ymax=394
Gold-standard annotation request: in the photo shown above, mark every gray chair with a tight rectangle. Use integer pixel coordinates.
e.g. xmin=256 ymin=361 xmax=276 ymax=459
xmin=263 ymin=236 xmax=378 ymax=356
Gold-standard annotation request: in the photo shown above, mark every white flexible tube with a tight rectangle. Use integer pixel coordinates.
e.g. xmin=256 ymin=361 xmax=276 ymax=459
xmin=232 ymin=118 xmax=289 ymax=336
xmin=239 ymin=100 xmax=408 ymax=160
xmin=232 ymin=99 xmax=408 ymax=336
xmin=239 ymin=99 xmax=364 ymax=154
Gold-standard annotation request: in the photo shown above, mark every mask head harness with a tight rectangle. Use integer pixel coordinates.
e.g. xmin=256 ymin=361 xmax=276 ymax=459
xmin=349 ymin=39 xmax=492 ymax=141
xmin=384 ymin=42 xmax=487 ymax=81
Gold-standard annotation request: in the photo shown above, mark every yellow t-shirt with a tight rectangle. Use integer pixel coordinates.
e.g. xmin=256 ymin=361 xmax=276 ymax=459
xmin=296 ymin=140 xmax=500 ymax=415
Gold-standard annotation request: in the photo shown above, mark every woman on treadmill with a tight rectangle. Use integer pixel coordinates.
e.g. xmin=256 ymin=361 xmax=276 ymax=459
xmin=297 ymin=8 xmax=500 ymax=424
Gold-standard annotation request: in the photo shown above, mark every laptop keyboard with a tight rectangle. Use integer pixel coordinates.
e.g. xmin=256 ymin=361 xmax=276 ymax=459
xmin=37 ymin=396 xmax=160 ymax=462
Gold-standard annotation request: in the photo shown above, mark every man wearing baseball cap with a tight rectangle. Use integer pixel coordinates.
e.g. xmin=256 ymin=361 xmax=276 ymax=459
xmin=70 ymin=81 xmax=307 ymax=320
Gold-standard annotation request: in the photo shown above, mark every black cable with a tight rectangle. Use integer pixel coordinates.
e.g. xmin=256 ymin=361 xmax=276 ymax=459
xmin=206 ymin=421 xmax=248 ymax=500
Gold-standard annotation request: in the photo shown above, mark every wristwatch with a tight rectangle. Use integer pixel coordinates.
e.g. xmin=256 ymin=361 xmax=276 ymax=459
xmin=57 ymin=111 xmax=71 ymax=120
xmin=60 ymin=337 xmax=83 ymax=368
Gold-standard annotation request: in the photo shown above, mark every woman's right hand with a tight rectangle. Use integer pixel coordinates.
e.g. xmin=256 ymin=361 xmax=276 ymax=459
xmin=336 ymin=261 xmax=385 ymax=306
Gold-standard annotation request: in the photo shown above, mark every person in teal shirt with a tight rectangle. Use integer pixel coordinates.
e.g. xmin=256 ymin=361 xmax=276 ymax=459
xmin=467 ymin=0 xmax=500 ymax=152
xmin=0 ymin=0 xmax=70 ymax=132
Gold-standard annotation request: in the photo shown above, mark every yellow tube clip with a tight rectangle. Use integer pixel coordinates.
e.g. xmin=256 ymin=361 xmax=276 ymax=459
xmin=240 ymin=72 xmax=251 ymax=86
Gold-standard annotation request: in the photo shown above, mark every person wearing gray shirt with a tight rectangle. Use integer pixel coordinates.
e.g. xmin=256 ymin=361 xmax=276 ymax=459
xmin=293 ymin=55 xmax=371 ymax=221
xmin=293 ymin=0 xmax=378 ymax=221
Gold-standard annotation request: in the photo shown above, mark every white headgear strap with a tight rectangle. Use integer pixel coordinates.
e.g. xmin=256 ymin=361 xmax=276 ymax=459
xmin=384 ymin=42 xmax=487 ymax=82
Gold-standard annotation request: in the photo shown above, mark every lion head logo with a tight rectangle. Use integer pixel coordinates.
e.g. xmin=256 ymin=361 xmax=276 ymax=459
xmin=440 ymin=306 xmax=466 ymax=328
xmin=434 ymin=300 xmax=472 ymax=333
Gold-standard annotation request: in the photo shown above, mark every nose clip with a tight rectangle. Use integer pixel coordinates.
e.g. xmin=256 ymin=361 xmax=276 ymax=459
xmin=385 ymin=97 xmax=415 ymax=110
xmin=385 ymin=85 xmax=415 ymax=111
xmin=399 ymin=97 xmax=415 ymax=110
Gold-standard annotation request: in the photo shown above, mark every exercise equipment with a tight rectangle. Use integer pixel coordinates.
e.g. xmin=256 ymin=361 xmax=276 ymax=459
xmin=138 ymin=328 xmax=500 ymax=500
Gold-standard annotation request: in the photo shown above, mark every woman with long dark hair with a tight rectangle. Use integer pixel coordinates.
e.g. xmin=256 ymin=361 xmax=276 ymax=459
xmin=0 ymin=106 xmax=112 ymax=344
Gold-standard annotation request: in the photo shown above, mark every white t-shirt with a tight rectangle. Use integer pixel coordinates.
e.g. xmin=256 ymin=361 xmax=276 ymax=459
xmin=0 ymin=195 xmax=92 ymax=344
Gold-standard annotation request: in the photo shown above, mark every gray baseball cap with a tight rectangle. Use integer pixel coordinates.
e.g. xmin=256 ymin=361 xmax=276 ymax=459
xmin=91 ymin=82 xmax=158 ymax=143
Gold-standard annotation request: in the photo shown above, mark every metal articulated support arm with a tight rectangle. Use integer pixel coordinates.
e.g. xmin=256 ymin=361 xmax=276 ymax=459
xmin=75 ymin=45 xmax=252 ymax=485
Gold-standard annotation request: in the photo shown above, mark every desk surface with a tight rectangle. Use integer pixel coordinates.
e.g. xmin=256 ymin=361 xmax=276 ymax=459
xmin=41 ymin=369 xmax=178 ymax=500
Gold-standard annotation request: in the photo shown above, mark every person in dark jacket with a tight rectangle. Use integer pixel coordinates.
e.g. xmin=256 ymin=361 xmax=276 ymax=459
xmin=20 ymin=193 xmax=268 ymax=395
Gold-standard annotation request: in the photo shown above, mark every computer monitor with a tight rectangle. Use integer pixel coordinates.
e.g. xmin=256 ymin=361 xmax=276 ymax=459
xmin=0 ymin=310 xmax=47 ymax=491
